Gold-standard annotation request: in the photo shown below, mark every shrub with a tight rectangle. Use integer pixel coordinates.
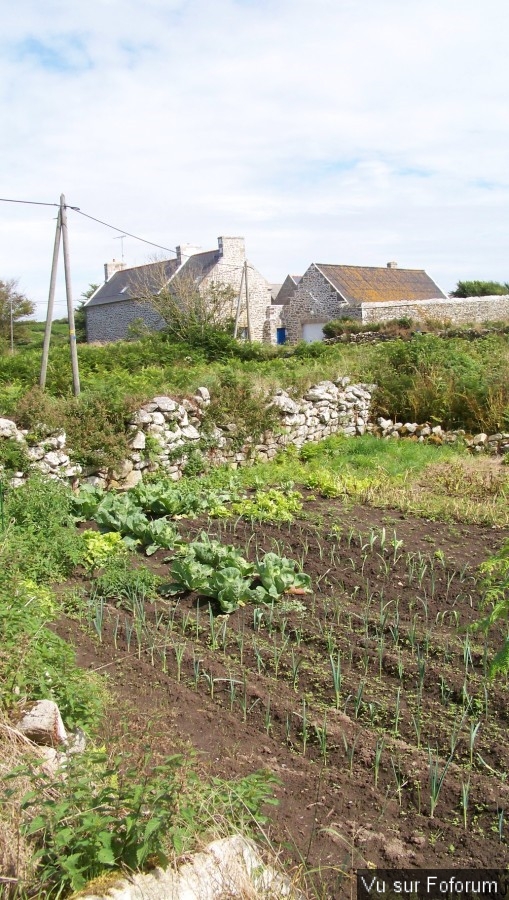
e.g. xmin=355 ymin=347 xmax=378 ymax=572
xmin=61 ymin=392 xmax=140 ymax=469
xmin=3 ymin=475 xmax=84 ymax=582
xmin=14 ymin=751 xmax=278 ymax=896
xmin=0 ymin=580 xmax=103 ymax=729
xmin=202 ymin=370 xmax=279 ymax=449
xmin=0 ymin=438 xmax=30 ymax=475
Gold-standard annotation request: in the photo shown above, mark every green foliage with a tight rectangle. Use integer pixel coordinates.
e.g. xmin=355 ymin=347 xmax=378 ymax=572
xmin=92 ymin=492 xmax=180 ymax=555
xmin=0 ymin=580 xmax=102 ymax=728
xmin=202 ymin=369 xmax=279 ymax=449
xmin=4 ymin=475 xmax=85 ymax=583
xmin=12 ymin=749 xmax=278 ymax=897
xmin=254 ymin=552 xmax=312 ymax=600
xmin=188 ymin=533 xmax=254 ymax=576
xmin=0 ymin=278 xmax=35 ymax=347
xmin=450 ymin=280 xmax=509 ymax=298
xmin=131 ymin=477 xmax=238 ymax=519
xmin=473 ymin=538 xmax=509 ymax=677
xmin=60 ymin=392 xmax=140 ymax=469
xmin=82 ymin=530 xmax=127 ymax=572
xmin=322 ymin=319 xmax=380 ymax=337
xmin=161 ymin=532 xmax=311 ymax=613
xmin=369 ymin=334 xmax=509 ymax=433
xmin=76 ymin=283 xmax=99 ymax=343
xmin=17 ymin=751 xmax=184 ymax=894
xmin=164 ymin=557 xmax=214 ymax=594
xmin=13 ymin=388 xmax=142 ymax=470
xmin=0 ymin=437 xmax=30 ymax=474
xmin=231 ymin=488 xmax=303 ymax=522
xmin=201 ymin=566 xmax=254 ymax=613
xmin=71 ymin=483 xmax=105 ymax=521
xmin=93 ymin=556 xmax=161 ymax=603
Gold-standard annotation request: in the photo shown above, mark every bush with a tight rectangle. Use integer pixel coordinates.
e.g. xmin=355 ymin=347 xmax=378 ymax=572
xmin=3 ymin=475 xmax=84 ymax=583
xmin=202 ymin=370 xmax=279 ymax=449
xmin=370 ymin=334 xmax=509 ymax=433
xmin=14 ymin=751 xmax=278 ymax=896
xmin=0 ymin=580 xmax=103 ymax=729
xmin=0 ymin=438 xmax=30 ymax=475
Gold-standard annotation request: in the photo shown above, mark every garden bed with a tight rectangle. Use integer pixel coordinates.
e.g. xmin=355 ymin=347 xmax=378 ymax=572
xmin=54 ymin=496 xmax=509 ymax=898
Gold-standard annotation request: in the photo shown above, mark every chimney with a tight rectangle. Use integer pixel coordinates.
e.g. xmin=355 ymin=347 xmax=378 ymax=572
xmin=217 ymin=236 xmax=246 ymax=261
xmin=386 ymin=261 xmax=398 ymax=269
xmin=176 ymin=244 xmax=202 ymax=265
xmin=104 ymin=259 xmax=127 ymax=282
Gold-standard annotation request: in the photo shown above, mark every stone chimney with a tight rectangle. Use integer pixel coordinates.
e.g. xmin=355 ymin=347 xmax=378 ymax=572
xmin=104 ymin=259 xmax=127 ymax=282
xmin=386 ymin=261 xmax=398 ymax=269
xmin=217 ymin=236 xmax=246 ymax=262
xmin=176 ymin=244 xmax=203 ymax=265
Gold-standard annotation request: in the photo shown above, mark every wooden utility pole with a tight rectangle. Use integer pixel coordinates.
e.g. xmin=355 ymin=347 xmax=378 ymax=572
xmin=244 ymin=260 xmax=252 ymax=342
xmin=40 ymin=195 xmax=81 ymax=395
xmin=233 ymin=264 xmax=245 ymax=339
xmin=60 ymin=194 xmax=81 ymax=396
xmin=39 ymin=208 xmax=62 ymax=389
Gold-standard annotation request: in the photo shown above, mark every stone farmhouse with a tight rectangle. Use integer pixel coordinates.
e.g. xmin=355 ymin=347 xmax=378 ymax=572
xmin=271 ymin=261 xmax=509 ymax=343
xmin=85 ymin=236 xmax=272 ymax=343
xmin=273 ymin=262 xmax=446 ymax=343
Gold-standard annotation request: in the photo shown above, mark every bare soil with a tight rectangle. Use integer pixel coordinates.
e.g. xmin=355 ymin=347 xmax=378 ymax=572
xmin=54 ymin=497 xmax=509 ymax=899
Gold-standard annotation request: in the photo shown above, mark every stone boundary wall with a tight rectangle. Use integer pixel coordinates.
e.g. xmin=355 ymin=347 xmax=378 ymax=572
xmin=371 ymin=416 xmax=509 ymax=454
xmin=1 ymin=379 xmax=507 ymax=490
xmin=0 ymin=379 xmax=372 ymax=489
xmin=361 ymin=294 xmax=509 ymax=325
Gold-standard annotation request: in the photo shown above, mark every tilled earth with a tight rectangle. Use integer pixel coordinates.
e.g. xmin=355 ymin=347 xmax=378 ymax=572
xmin=55 ymin=498 xmax=509 ymax=898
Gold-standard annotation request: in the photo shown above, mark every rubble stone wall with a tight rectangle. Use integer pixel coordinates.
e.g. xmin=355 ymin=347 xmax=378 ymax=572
xmin=360 ymin=294 xmax=509 ymax=325
xmin=2 ymin=380 xmax=507 ymax=491
xmin=0 ymin=379 xmax=373 ymax=489
xmin=85 ymin=299 xmax=166 ymax=343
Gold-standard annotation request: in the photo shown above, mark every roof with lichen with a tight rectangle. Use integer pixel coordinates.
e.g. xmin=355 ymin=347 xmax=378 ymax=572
xmin=315 ymin=264 xmax=446 ymax=304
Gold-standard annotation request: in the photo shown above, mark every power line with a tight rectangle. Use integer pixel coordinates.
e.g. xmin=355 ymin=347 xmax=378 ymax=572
xmin=0 ymin=195 xmax=176 ymax=253
xmin=72 ymin=208 xmax=177 ymax=254
xmin=0 ymin=197 xmax=61 ymax=207
xmin=0 ymin=195 xmax=261 ymax=277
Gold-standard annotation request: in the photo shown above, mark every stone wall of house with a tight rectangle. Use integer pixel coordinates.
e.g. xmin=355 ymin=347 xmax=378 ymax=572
xmin=86 ymin=299 xmax=166 ymax=343
xmin=281 ymin=265 xmax=359 ymax=343
xmin=360 ymin=294 xmax=509 ymax=325
xmin=263 ymin=304 xmax=284 ymax=343
xmin=203 ymin=237 xmax=272 ymax=342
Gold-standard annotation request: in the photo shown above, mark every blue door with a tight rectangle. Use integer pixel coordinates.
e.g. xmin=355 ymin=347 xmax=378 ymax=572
xmin=276 ymin=327 xmax=287 ymax=345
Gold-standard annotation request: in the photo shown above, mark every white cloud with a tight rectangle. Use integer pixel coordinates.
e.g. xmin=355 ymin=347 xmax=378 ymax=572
xmin=1 ymin=0 xmax=508 ymax=318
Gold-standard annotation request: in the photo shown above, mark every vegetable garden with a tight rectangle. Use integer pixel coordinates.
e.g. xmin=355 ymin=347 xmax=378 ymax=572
xmin=41 ymin=448 xmax=509 ymax=897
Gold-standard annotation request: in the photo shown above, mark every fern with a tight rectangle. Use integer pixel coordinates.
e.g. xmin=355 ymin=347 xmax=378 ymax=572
xmin=489 ymin=639 xmax=509 ymax=678
xmin=475 ymin=539 xmax=509 ymax=678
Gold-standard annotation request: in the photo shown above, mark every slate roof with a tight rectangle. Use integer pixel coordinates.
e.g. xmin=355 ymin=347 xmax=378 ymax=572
xmin=315 ymin=265 xmax=446 ymax=304
xmin=274 ymin=274 xmax=303 ymax=305
xmin=86 ymin=250 xmax=220 ymax=308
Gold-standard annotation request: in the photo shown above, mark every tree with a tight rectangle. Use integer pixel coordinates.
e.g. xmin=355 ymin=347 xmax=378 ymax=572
xmin=450 ymin=280 xmax=509 ymax=298
xmin=0 ymin=279 xmax=35 ymax=349
xmin=130 ymin=261 xmax=239 ymax=344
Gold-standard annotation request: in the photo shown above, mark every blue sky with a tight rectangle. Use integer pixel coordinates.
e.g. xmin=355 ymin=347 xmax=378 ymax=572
xmin=1 ymin=0 xmax=508 ymax=317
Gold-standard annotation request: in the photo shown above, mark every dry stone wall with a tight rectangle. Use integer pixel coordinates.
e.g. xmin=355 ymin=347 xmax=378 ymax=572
xmin=361 ymin=294 xmax=509 ymax=325
xmin=0 ymin=379 xmax=372 ymax=489
xmin=2 ymin=380 xmax=508 ymax=490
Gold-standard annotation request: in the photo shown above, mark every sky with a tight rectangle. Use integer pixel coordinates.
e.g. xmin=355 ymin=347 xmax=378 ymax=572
xmin=1 ymin=0 xmax=508 ymax=319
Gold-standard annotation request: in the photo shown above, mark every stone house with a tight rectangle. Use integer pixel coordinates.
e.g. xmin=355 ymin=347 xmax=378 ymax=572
xmin=278 ymin=262 xmax=447 ymax=343
xmin=85 ymin=236 xmax=272 ymax=343
xmin=263 ymin=275 xmax=302 ymax=344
